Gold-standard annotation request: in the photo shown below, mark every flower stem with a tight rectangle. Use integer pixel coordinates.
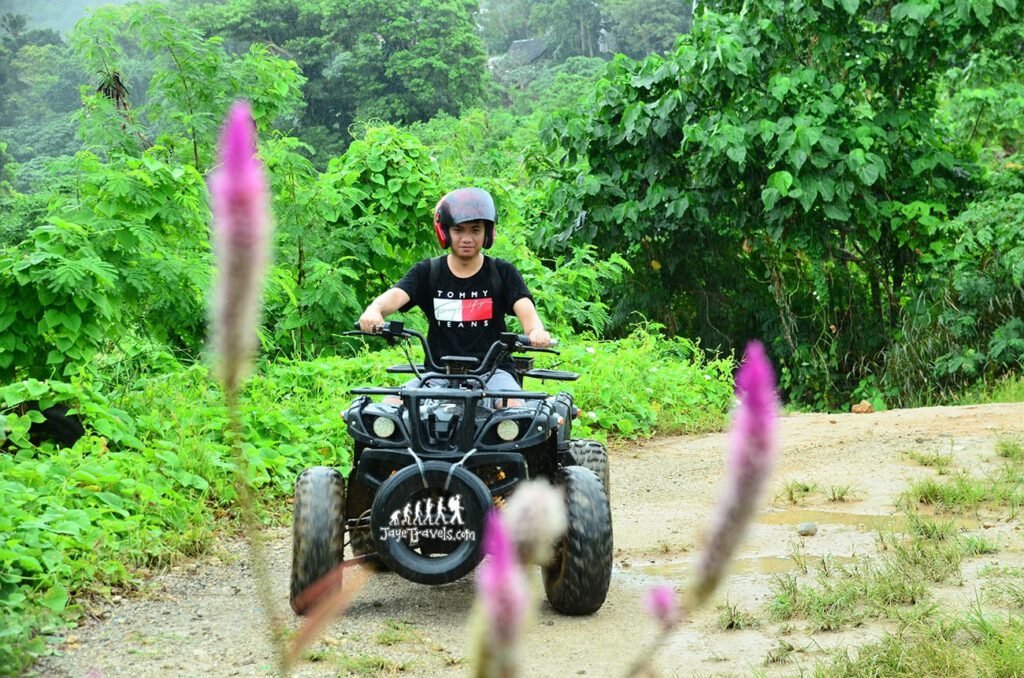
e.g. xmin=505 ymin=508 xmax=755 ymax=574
xmin=226 ymin=388 xmax=287 ymax=675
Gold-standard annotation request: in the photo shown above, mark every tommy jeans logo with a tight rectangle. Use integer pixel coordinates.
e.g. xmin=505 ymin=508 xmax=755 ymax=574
xmin=433 ymin=296 xmax=493 ymax=323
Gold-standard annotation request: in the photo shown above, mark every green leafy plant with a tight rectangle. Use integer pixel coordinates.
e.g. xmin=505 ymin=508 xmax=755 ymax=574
xmin=540 ymin=0 xmax=1019 ymax=407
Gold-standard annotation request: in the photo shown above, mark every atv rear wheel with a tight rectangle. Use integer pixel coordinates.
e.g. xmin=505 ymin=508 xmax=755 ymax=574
xmin=569 ymin=439 xmax=610 ymax=500
xmin=543 ymin=465 xmax=613 ymax=615
xmin=290 ymin=466 xmax=346 ymax=615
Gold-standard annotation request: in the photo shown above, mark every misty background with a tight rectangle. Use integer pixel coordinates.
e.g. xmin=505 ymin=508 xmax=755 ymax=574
xmin=0 ymin=0 xmax=132 ymax=34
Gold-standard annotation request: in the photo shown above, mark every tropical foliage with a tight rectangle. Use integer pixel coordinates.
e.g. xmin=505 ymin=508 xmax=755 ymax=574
xmin=540 ymin=0 xmax=1023 ymax=407
xmin=0 ymin=0 xmax=1022 ymax=670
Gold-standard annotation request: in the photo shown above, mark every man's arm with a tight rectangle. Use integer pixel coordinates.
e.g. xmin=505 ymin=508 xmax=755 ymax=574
xmin=512 ymin=297 xmax=552 ymax=347
xmin=358 ymin=287 xmax=411 ymax=332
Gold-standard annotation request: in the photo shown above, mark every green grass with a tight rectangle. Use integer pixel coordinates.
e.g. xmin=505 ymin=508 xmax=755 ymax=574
xmin=769 ymin=525 xmax=966 ymax=632
xmin=960 ymin=534 xmax=999 ymax=556
xmin=376 ymin=620 xmax=417 ymax=647
xmin=715 ymin=599 xmax=761 ymax=630
xmin=995 ymin=438 xmax=1024 ymax=462
xmin=904 ymin=449 xmax=955 ymax=475
xmin=817 ymin=603 xmax=1024 ymax=677
xmin=777 ymin=480 xmax=818 ymax=505
xmin=826 ymin=484 xmax=857 ymax=502
xmin=901 ymin=474 xmax=990 ymax=513
xmin=336 ymin=653 xmax=412 ymax=675
xmin=957 ymin=373 xmax=1024 ymax=405
xmin=903 ymin=511 xmax=958 ymax=541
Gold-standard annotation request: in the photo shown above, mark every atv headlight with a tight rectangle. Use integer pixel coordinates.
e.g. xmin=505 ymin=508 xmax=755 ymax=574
xmin=496 ymin=419 xmax=520 ymax=441
xmin=372 ymin=416 xmax=396 ymax=438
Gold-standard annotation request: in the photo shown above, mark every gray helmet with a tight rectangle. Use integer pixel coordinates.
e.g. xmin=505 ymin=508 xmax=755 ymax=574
xmin=433 ymin=187 xmax=496 ymax=249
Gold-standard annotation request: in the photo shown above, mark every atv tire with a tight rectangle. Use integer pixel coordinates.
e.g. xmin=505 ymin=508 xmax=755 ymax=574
xmin=543 ymin=465 xmax=613 ymax=615
xmin=370 ymin=461 xmax=491 ymax=585
xmin=290 ymin=466 xmax=345 ymax=615
xmin=569 ymin=439 xmax=610 ymax=500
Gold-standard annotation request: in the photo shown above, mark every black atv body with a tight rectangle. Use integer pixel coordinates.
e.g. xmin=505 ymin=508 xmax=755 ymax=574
xmin=290 ymin=321 xmax=612 ymax=616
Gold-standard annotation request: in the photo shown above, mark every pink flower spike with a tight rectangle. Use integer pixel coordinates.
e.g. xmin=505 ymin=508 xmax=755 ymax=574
xmin=645 ymin=585 xmax=680 ymax=629
xmin=728 ymin=340 xmax=778 ymax=472
xmin=476 ymin=511 xmax=528 ymax=646
xmin=690 ymin=340 xmax=779 ymax=609
xmin=208 ymin=100 xmax=272 ymax=394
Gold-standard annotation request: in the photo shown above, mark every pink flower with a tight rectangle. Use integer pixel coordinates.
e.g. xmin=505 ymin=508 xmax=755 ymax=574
xmin=476 ymin=511 xmax=528 ymax=646
xmin=645 ymin=585 xmax=680 ymax=629
xmin=690 ymin=340 xmax=779 ymax=608
xmin=208 ymin=100 xmax=271 ymax=394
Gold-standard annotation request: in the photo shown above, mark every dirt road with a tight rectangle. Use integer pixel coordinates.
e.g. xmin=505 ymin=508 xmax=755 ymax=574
xmin=37 ymin=402 xmax=1024 ymax=677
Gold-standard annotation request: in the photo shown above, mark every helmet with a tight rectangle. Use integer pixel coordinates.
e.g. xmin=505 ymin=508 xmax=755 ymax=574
xmin=433 ymin=187 xmax=497 ymax=249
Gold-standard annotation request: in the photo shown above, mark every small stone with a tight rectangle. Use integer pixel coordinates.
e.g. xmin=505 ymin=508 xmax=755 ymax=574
xmin=851 ymin=400 xmax=874 ymax=414
xmin=112 ymin=595 xmax=123 ymax=604
xmin=983 ymin=522 xmax=995 ymax=529
xmin=797 ymin=522 xmax=818 ymax=536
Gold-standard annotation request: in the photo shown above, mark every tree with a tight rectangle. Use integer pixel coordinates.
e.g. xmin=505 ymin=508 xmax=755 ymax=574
xmin=322 ymin=0 xmax=488 ymax=126
xmin=541 ymin=0 xmax=1019 ymax=406
xmin=528 ymin=0 xmax=604 ymax=59
xmin=479 ymin=0 xmax=538 ymax=54
xmin=71 ymin=3 xmax=304 ymax=168
xmin=603 ymin=0 xmax=691 ymax=59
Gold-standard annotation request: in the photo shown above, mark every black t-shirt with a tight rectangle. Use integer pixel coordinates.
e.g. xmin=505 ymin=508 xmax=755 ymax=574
xmin=395 ymin=255 xmax=533 ymax=364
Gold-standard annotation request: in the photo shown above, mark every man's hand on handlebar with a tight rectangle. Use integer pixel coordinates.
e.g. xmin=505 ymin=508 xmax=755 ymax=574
xmin=527 ymin=327 xmax=552 ymax=348
xmin=358 ymin=309 xmax=386 ymax=334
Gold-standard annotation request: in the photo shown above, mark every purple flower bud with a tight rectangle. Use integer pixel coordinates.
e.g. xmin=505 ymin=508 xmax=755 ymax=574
xmin=208 ymin=100 xmax=271 ymax=394
xmin=690 ymin=340 xmax=779 ymax=608
xmin=476 ymin=511 xmax=528 ymax=647
xmin=645 ymin=584 xmax=680 ymax=629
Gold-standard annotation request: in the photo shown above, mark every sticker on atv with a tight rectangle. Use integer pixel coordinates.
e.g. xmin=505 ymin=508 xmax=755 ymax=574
xmin=378 ymin=495 xmax=476 ymax=544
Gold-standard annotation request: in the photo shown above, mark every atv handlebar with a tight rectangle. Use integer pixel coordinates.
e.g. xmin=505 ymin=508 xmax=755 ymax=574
xmin=345 ymin=320 xmax=559 ymax=377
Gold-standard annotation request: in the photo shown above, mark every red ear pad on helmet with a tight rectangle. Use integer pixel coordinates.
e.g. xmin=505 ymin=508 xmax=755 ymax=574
xmin=434 ymin=212 xmax=449 ymax=248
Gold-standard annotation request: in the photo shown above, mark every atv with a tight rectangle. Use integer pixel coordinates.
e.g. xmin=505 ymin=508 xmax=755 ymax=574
xmin=290 ymin=320 xmax=612 ymax=616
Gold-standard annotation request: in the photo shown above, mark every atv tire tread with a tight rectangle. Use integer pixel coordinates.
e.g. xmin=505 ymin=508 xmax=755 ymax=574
xmin=290 ymin=466 xmax=345 ymax=615
xmin=543 ymin=465 xmax=613 ymax=615
xmin=569 ymin=439 xmax=610 ymax=500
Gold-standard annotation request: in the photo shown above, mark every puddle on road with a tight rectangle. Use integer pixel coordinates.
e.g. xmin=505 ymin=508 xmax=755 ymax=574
xmin=635 ymin=555 xmax=859 ymax=578
xmin=630 ymin=509 xmax=982 ymax=580
xmin=758 ymin=508 xmax=980 ymax=531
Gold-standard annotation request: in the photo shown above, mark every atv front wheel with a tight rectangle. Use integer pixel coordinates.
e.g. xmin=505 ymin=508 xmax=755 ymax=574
xmin=290 ymin=466 xmax=346 ymax=615
xmin=569 ymin=439 xmax=610 ymax=500
xmin=543 ymin=465 xmax=613 ymax=615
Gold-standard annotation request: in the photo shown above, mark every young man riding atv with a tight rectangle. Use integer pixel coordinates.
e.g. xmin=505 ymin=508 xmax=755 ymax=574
xmin=289 ymin=188 xmax=612 ymax=618
xmin=358 ymin=187 xmax=552 ymax=402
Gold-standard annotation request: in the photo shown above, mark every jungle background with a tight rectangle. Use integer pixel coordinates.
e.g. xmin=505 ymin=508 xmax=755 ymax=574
xmin=0 ymin=0 xmax=1022 ymax=672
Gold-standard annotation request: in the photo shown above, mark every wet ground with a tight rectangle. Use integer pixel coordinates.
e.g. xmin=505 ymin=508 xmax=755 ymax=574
xmin=37 ymin=403 xmax=1024 ymax=677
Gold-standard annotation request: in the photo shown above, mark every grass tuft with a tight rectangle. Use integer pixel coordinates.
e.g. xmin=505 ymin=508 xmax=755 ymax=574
xmin=777 ymin=480 xmax=818 ymax=505
xmin=716 ymin=599 xmax=761 ymax=630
